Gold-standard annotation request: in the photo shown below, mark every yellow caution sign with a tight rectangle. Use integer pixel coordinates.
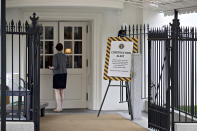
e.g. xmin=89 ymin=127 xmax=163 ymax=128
xmin=103 ymin=37 xmax=138 ymax=81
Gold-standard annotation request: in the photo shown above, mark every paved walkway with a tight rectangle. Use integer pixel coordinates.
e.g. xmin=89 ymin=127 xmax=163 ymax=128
xmin=43 ymin=109 xmax=152 ymax=131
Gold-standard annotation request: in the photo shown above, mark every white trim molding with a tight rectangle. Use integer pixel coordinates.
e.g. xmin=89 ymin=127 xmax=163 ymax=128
xmin=7 ymin=0 xmax=124 ymax=9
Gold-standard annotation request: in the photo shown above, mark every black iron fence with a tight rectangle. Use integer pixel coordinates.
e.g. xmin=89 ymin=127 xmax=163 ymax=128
xmin=0 ymin=13 xmax=41 ymax=131
xmin=1 ymin=0 xmax=7 ymax=131
xmin=148 ymin=10 xmax=197 ymax=131
xmin=173 ymin=25 xmax=197 ymax=123
xmin=4 ymin=19 xmax=30 ymax=121
xmin=148 ymin=27 xmax=170 ymax=131
xmin=120 ymin=24 xmax=149 ymax=99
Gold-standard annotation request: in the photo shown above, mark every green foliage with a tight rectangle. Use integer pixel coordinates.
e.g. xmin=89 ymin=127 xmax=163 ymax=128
xmin=180 ymin=105 xmax=197 ymax=116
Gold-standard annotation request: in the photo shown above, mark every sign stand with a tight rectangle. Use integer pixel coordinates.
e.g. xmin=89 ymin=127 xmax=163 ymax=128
xmin=97 ymin=37 xmax=138 ymax=120
xmin=97 ymin=80 xmax=133 ymax=120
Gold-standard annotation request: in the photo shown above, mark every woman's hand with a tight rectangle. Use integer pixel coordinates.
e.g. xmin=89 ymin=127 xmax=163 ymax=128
xmin=49 ymin=66 xmax=54 ymax=70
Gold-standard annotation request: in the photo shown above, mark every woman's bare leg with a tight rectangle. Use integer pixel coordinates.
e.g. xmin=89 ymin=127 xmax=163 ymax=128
xmin=60 ymin=89 xmax=64 ymax=110
xmin=54 ymin=89 xmax=62 ymax=111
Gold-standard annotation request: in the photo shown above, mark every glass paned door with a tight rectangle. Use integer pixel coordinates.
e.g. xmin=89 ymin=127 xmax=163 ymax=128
xmin=39 ymin=21 xmax=87 ymax=109
xmin=60 ymin=22 xmax=87 ymax=108
xmin=40 ymin=22 xmax=58 ymax=74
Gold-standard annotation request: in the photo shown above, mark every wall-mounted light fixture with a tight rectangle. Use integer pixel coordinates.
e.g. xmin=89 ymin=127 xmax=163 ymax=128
xmin=65 ymin=48 xmax=72 ymax=54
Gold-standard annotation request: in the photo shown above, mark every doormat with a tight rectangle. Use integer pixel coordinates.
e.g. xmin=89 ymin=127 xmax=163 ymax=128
xmin=40 ymin=114 xmax=147 ymax=131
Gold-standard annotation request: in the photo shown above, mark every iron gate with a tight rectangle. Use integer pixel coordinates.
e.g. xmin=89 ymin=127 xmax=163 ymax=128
xmin=1 ymin=13 xmax=41 ymax=131
xmin=148 ymin=25 xmax=170 ymax=131
xmin=148 ymin=10 xmax=197 ymax=131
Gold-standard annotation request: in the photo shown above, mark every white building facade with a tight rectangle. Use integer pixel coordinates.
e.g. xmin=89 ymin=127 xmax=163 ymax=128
xmin=6 ymin=0 xmax=197 ymax=120
xmin=6 ymin=0 xmax=145 ymax=115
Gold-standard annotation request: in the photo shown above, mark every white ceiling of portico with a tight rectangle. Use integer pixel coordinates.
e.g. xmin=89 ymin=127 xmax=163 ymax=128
xmin=125 ymin=0 xmax=197 ymax=14
xmin=6 ymin=0 xmax=197 ymax=14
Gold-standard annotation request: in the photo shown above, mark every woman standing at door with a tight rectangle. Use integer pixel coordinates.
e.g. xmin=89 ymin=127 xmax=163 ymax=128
xmin=49 ymin=43 xmax=67 ymax=112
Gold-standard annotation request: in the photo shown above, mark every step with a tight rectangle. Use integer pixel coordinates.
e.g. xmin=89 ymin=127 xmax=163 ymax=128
xmin=0 ymin=122 xmax=34 ymax=131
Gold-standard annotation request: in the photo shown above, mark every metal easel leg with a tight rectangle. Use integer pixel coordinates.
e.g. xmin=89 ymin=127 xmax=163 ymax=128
xmin=126 ymin=84 xmax=130 ymax=115
xmin=126 ymin=81 xmax=133 ymax=120
xmin=97 ymin=80 xmax=112 ymax=117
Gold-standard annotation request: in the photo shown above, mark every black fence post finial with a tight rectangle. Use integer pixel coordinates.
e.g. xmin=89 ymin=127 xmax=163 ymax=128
xmin=174 ymin=9 xmax=178 ymax=20
xmin=172 ymin=9 xmax=180 ymax=30
xmin=30 ymin=12 xmax=39 ymax=27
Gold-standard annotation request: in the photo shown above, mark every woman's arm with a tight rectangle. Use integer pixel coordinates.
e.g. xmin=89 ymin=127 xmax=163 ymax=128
xmin=49 ymin=55 xmax=58 ymax=70
xmin=53 ymin=55 xmax=58 ymax=70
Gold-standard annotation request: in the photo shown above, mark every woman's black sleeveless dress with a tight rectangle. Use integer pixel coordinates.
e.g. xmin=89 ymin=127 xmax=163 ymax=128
xmin=53 ymin=53 xmax=67 ymax=89
xmin=53 ymin=74 xmax=67 ymax=89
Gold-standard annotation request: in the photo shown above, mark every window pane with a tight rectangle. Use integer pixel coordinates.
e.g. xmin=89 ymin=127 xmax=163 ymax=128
xmin=74 ymin=56 xmax=82 ymax=68
xmin=45 ymin=26 xmax=54 ymax=39
xmin=45 ymin=56 xmax=53 ymax=68
xmin=40 ymin=56 xmax=43 ymax=68
xmin=66 ymin=55 xmax=72 ymax=68
xmin=64 ymin=41 xmax=72 ymax=54
xmin=74 ymin=41 xmax=82 ymax=54
xmin=40 ymin=41 xmax=43 ymax=54
xmin=74 ymin=27 xmax=82 ymax=40
xmin=64 ymin=27 xmax=72 ymax=39
xmin=45 ymin=41 xmax=54 ymax=54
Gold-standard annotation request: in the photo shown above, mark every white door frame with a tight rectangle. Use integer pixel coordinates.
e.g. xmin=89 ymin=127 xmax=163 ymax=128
xmin=24 ymin=8 xmax=103 ymax=110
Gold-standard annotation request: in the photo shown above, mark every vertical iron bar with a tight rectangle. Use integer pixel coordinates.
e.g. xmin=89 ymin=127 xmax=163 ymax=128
xmin=166 ymin=38 xmax=171 ymax=131
xmin=18 ymin=21 xmax=22 ymax=120
xmin=154 ymin=39 xmax=156 ymax=104
xmin=25 ymin=21 xmax=29 ymax=120
xmin=191 ymin=28 xmax=194 ymax=121
xmin=148 ymin=38 xmax=151 ymax=128
xmin=125 ymin=26 xmax=127 ymax=37
xmin=1 ymin=0 xmax=7 ymax=130
xmin=159 ymin=36 xmax=161 ymax=106
xmin=166 ymin=37 xmax=172 ymax=131
xmin=195 ymin=28 xmax=197 ymax=117
xmin=25 ymin=31 xmax=28 ymax=120
xmin=187 ymin=27 xmax=189 ymax=122
xmin=156 ymin=30 xmax=159 ymax=105
xmin=11 ymin=20 xmax=14 ymax=120
xmin=120 ymin=81 xmax=122 ymax=102
xmin=144 ymin=24 xmax=147 ymax=98
xmin=133 ymin=25 xmax=135 ymax=38
xmin=122 ymin=81 xmax=124 ymax=102
xmin=161 ymin=40 xmax=163 ymax=107
xmin=178 ymin=28 xmax=181 ymax=122
xmin=129 ymin=25 xmax=131 ymax=37
xmin=136 ymin=25 xmax=138 ymax=53
xmin=184 ymin=27 xmax=187 ymax=121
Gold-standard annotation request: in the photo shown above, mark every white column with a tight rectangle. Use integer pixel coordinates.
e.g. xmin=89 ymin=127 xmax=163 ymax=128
xmin=130 ymin=54 xmax=143 ymax=119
